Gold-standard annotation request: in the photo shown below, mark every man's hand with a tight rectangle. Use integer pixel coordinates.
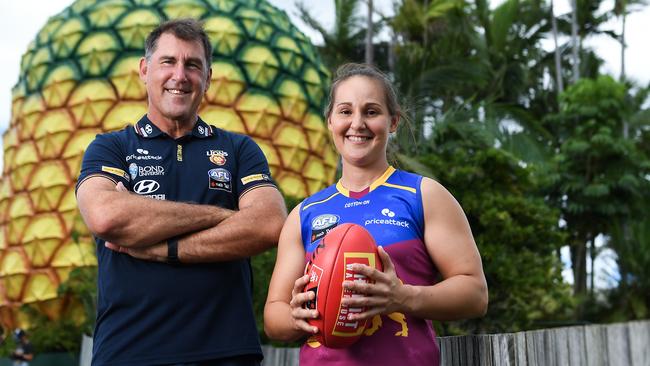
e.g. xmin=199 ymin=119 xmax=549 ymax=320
xmin=105 ymin=242 xmax=168 ymax=262
xmin=103 ymin=182 xmax=171 ymax=262
xmin=115 ymin=181 xmax=128 ymax=192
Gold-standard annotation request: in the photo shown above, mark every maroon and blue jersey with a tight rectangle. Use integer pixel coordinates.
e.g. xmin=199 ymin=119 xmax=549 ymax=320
xmin=298 ymin=166 xmax=440 ymax=365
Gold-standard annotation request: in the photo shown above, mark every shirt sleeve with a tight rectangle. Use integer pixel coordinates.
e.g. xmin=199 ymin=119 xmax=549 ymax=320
xmin=76 ymin=132 xmax=130 ymax=194
xmin=234 ymin=135 xmax=277 ymax=198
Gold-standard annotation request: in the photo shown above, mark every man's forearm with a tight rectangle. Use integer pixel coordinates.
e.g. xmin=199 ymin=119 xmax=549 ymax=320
xmin=107 ymin=186 xmax=287 ymax=263
xmin=78 ymin=179 xmax=233 ymax=247
xmin=108 ymin=195 xmax=234 ymax=248
xmin=177 ymin=187 xmax=286 ymax=262
xmin=178 ymin=209 xmax=282 ymax=262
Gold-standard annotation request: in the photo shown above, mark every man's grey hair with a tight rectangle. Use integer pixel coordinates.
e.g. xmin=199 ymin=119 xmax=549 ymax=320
xmin=144 ymin=18 xmax=212 ymax=68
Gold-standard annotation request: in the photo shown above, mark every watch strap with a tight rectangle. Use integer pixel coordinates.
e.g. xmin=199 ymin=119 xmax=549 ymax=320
xmin=167 ymin=238 xmax=181 ymax=264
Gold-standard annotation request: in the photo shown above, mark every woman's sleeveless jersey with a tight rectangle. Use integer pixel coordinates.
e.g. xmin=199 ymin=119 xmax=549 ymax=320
xmin=298 ymin=167 xmax=440 ymax=365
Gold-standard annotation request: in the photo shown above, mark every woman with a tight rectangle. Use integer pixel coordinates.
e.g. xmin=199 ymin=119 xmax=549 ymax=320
xmin=264 ymin=63 xmax=488 ymax=365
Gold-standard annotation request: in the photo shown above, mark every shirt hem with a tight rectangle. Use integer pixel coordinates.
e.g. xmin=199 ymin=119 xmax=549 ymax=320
xmin=93 ymin=346 xmax=263 ymax=366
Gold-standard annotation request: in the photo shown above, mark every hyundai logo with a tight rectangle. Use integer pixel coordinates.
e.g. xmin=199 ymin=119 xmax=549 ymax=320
xmin=134 ymin=180 xmax=160 ymax=195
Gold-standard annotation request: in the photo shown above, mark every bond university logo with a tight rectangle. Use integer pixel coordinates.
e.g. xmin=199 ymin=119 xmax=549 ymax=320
xmin=129 ymin=163 xmax=138 ymax=180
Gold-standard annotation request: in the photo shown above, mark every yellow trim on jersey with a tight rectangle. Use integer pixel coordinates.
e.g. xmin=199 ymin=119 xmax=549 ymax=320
xmin=335 ymin=181 xmax=349 ymax=196
xmin=335 ymin=166 xmax=398 ymax=197
xmin=369 ymin=166 xmax=396 ymax=191
xmin=382 ymin=182 xmax=417 ymax=193
xmin=302 ymin=192 xmax=341 ymax=211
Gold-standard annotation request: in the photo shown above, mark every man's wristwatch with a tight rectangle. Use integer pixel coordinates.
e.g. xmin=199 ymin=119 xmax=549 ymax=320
xmin=167 ymin=238 xmax=181 ymax=264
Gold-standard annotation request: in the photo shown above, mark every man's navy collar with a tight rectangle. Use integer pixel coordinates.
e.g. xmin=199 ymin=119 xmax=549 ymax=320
xmin=134 ymin=115 xmax=213 ymax=139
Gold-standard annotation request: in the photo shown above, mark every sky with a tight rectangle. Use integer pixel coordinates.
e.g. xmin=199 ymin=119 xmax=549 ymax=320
xmin=0 ymin=0 xmax=639 ymax=288
xmin=1 ymin=0 xmax=649 ymax=130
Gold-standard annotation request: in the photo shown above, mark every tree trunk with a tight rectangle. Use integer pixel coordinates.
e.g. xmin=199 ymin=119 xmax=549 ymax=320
xmin=620 ymin=12 xmax=627 ymax=81
xmin=571 ymin=236 xmax=588 ymax=319
xmin=621 ymin=12 xmax=630 ymax=138
xmin=388 ymin=28 xmax=396 ymax=75
xmin=589 ymin=239 xmax=598 ymax=298
xmin=570 ymin=0 xmax=580 ymax=83
xmin=551 ymin=0 xmax=564 ymax=96
xmin=572 ymin=242 xmax=587 ymax=296
xmin=365 ymin=0 xmax=374 ymax=64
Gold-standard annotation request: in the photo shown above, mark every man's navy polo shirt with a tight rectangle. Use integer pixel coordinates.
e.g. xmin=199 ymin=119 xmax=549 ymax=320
xmin=77 ymin=115 xmax=275 ymax=366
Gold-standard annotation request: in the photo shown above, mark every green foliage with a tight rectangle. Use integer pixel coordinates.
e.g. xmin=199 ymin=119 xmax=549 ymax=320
xmin=0 ymin=266 xmax=99 ymax=354
xmin=601 ymin=197 xmax=650 ymax=321
xmin=57 ymin=267 xmax=97 ymax=336
xmin=416 ymin=120 xmax=574 ymax=333
xmin=252 ymin=247 xmax=278 ymax=344
xmin=296 ymin=0 xmax=383 ymax=70
xmin=544 ymin=76 xmax=650 ymax=299
xmin=17 ymin=305 xmax=83 ymax=354
xmin=0 ymin=332 xmax=17 ymax=358
xmin=251 ymin=195 xmax=302 ymax=346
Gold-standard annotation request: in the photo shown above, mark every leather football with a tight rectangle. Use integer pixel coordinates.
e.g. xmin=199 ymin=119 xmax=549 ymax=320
xmin=303 ymin=223 xmax=382 ymax=348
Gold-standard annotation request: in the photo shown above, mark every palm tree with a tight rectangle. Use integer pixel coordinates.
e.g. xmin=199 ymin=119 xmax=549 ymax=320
xmin=551 ymin=0 xmax=564 ymax=95
xmin=296 ymin=0 xmax=380 ymax=69
xmin=365 ymin=0 xmax=374 ymax=64
xmin=613 ymin=0 xmax=647 ymax=81
xmin=570 ymin=0 xmax=580 ymax=82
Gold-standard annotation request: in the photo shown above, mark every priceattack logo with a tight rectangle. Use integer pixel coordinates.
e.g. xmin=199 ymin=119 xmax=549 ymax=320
xmin=364 ymin=208 xmax=409 ymax=228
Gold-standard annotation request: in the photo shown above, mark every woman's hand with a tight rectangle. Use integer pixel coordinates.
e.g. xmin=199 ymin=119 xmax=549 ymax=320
xmin=340 ymin=246 xmax=412 ymax=321
xmin=289 ymin=274 xmax=320 ymax=334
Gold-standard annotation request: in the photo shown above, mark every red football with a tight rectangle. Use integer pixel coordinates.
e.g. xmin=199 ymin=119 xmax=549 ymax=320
xmin=303 ymin=223 xmax=383 ymax=348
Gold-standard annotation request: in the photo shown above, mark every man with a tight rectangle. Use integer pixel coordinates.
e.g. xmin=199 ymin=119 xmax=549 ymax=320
xmin=76 ymin=19 xmax=286 ymax=366
xmin=10 ymin=329 xmax=33 ymax=366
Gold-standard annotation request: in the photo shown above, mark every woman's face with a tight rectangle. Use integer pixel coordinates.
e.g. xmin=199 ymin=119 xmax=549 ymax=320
xmin=328 ymin=76 xmax=398 ymax=168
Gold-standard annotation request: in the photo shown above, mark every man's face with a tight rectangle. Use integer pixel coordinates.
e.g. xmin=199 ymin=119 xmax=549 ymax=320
xmin=139 ymin=32 xmax=211 ymax=124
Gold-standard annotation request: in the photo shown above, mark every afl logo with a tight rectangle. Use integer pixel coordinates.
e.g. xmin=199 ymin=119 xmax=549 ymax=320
xmin=312 ymin=214 xmax=339 ymax=230
xmin=208 ymin=168 xmax=230 ymax=182
xmin=134 ymin=180 xmax=160 ymax=194
xmin=310 ymin=214 xmax=339 ymax=243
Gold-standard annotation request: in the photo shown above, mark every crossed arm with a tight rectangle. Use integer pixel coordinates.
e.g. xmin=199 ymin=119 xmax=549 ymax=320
xmin=263 ymin=177 xmax=488 ymax=342
xmin=76 ymin=175 xmax=287 ymax=263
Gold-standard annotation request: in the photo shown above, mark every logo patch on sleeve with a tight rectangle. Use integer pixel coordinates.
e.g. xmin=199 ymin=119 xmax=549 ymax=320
xmin=102 ymin=166 xmax=129 ymax=181
xmin=240 ymin=173 xmax=270 ymax=185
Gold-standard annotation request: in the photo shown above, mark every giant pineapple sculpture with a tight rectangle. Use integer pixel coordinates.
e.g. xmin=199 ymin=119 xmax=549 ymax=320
xmin=0 ymin=0 xmax=336 ymax=328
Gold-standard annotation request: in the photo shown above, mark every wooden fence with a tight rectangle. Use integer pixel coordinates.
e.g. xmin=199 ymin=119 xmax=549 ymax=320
xmin=79 ymin=320 xmax=650 ymax=365
xmin=260 ymin=320 xmax=650 ymax=366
